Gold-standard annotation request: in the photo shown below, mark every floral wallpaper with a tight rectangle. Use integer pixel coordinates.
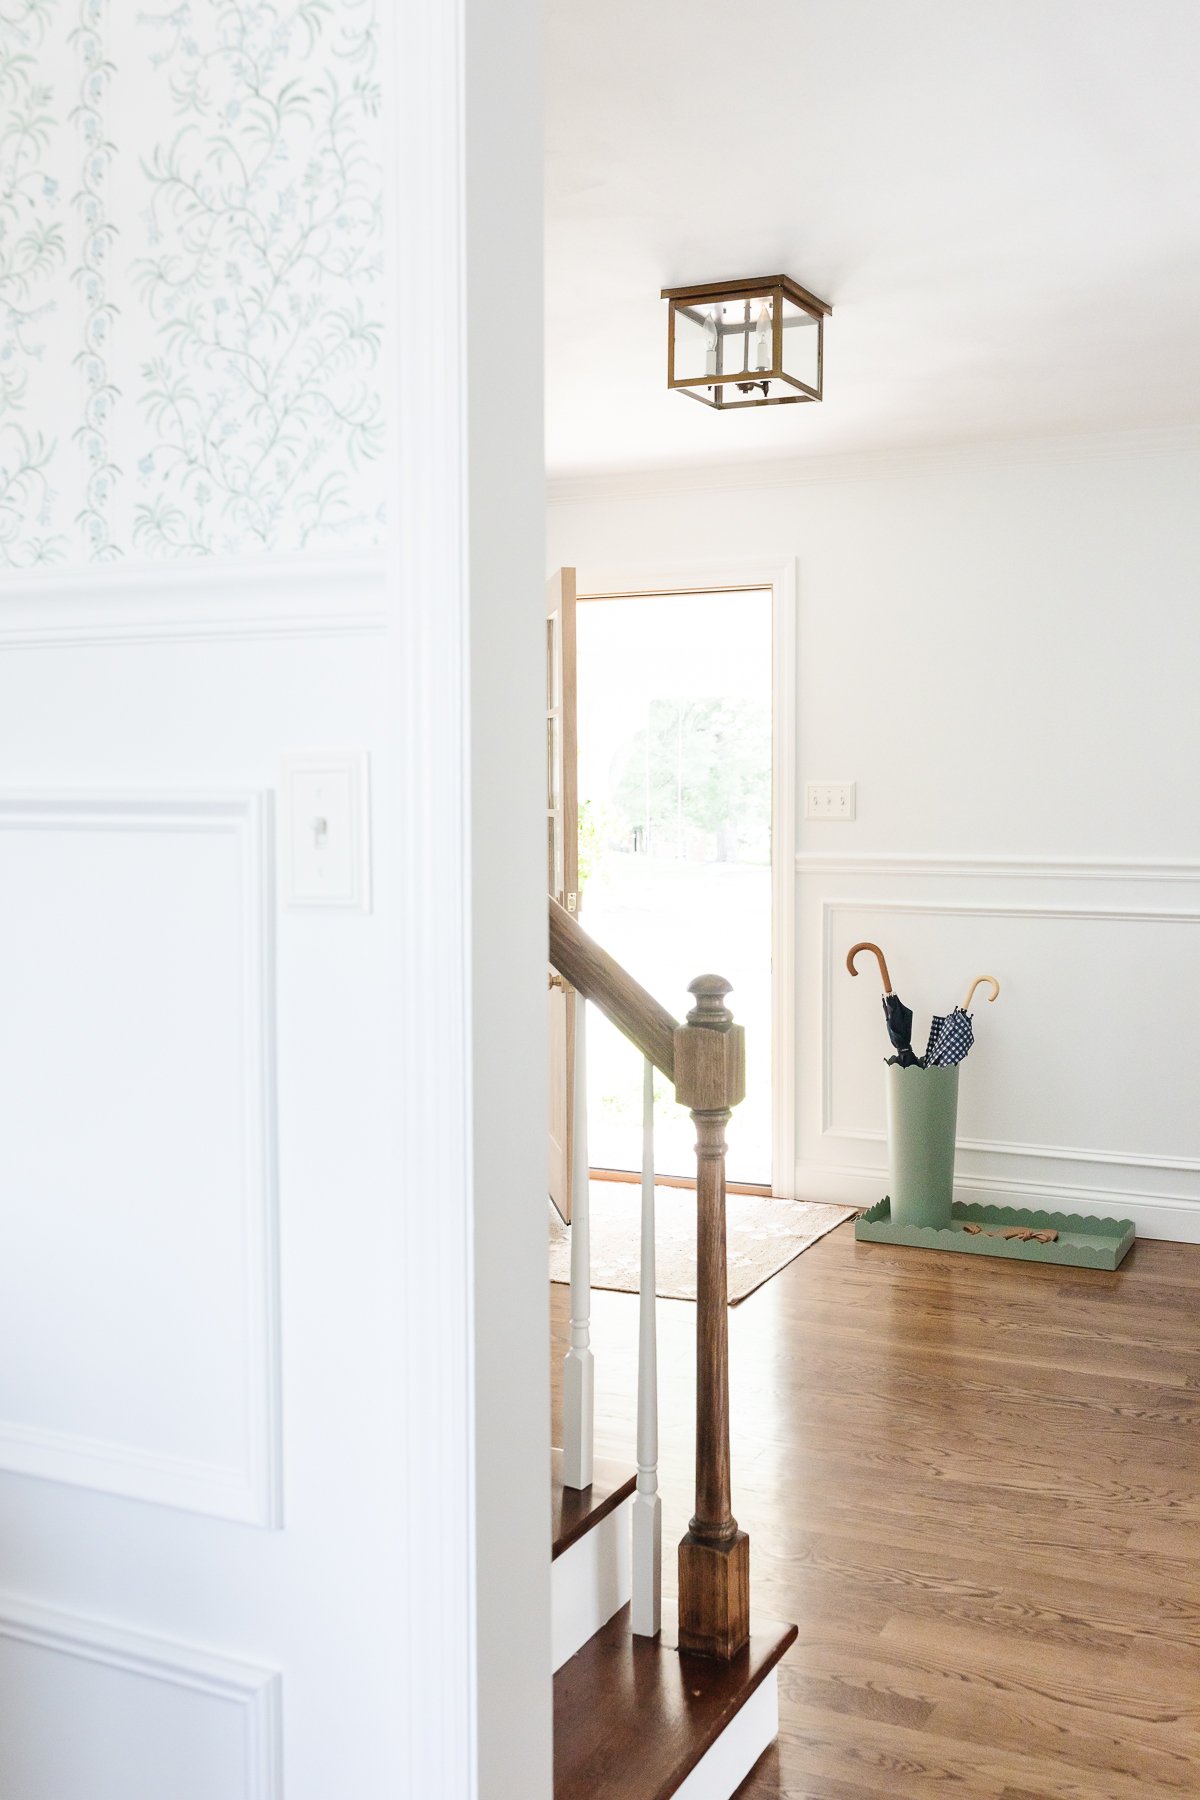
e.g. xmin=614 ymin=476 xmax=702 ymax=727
xmin=0 ymin=0 xmax=69 ymax=568
xmin=0 ymin=0 xmax=384 ymax=569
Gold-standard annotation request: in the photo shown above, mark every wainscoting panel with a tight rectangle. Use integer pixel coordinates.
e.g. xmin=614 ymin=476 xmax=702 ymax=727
xmin=795 ymin=856 xmax=1200 ymax=1240
xmin=0 ymin=1597 xmax=280 ymax=1800
xmin=0 ymin=794 xmax=281 ymax=1523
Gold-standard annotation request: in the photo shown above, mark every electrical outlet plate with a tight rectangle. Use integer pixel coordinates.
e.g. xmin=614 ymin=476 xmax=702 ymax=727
xmin=805 ymin=781 xmax=856 ymax=821
xmin=280 ymin=751 xmax=371 ymax=910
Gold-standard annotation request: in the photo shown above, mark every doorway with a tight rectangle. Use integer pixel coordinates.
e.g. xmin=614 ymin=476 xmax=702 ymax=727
xmin=574 ymin=585 xmax=778 ymax=1189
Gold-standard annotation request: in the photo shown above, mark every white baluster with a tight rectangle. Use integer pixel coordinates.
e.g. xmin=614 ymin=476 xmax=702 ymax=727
xmin=631 ymin=1055 xmax=662 ymax=1637
xmin=561 ymin=995 xmax=594 ymax=1490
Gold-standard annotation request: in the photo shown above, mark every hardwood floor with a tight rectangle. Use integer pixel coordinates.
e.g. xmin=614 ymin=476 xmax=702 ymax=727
xmin=550 ymin=1221 xmax=1200 ymax=1799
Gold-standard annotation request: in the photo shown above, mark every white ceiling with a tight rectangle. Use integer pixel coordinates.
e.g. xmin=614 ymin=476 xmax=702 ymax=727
xmin=545 ymin=0 xmax=1200 ymax=476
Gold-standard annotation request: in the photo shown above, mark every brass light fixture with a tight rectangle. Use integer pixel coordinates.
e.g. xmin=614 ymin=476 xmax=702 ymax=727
xmin=661 ymin=274 xmax=832 ymax=409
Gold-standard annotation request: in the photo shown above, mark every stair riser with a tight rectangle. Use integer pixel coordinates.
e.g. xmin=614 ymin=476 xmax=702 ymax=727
xmin=674 ymin=1671 xmax=778 ymax=1800
xmin=551 ymin=1496 xmax=632 ymax=1673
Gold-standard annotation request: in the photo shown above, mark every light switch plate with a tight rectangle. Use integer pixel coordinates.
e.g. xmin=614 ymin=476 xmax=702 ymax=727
xmin=805 ymin=781 xmax=856 ymax=821
xmin=280 ymin=752 xmax=371 ymax=910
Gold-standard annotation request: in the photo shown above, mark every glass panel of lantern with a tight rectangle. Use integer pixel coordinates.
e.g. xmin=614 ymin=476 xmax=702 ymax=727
xmin=670 ymin=302 xmax=719 ymax=386
xmin=780 ymin=290 xmax=821 ymax=396
xmin=670 ymin=292 xmax=780 ymax=397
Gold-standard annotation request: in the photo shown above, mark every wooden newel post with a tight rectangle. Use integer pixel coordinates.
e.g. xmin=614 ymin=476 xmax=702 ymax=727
xmin=673 ymin=973 xmax=749 ymax=1660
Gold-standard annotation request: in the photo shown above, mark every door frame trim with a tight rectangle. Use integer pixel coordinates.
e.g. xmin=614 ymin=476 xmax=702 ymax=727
xmin=575 ymin=558 xmax=798 ymax=1198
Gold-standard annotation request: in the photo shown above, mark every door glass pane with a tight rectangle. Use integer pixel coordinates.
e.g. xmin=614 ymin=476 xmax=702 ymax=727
xmin=548 ymin=814 xmax=561 ymax=897
xmin=546 ymin=616 xmax=559 ymax=709
xmin=575 ymin=588 xmax=772 ymax=1184
xmin=547 ymin=715 xmax=560 ymax=809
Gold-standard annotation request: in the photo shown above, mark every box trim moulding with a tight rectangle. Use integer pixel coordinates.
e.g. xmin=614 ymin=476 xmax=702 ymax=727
xmin=0 ymin=1594 xmax=282 ymax=1799
xmin=0 ymin=553 xmax=386 ymax=649
xmin=797 ymin=850 xmax=1200 ymax=883
xmin=818 ymin=897 xmax=1200 ymax=1176
xmin=0 ymin=790 xmax=283 ymax=1527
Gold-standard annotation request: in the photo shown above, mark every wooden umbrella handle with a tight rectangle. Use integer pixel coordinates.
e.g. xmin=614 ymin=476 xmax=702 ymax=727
xmin=846 ymin=941 xmax=893 ymax=995
xmin=963 ymin=975 xmax=1000 ymax=1010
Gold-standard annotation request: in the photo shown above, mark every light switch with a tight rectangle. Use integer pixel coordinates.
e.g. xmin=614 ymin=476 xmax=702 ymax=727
xmin=805 ymin=781 xmax=856 ymax=821
xmin=281 ymin=752 xmax=370 ymax=909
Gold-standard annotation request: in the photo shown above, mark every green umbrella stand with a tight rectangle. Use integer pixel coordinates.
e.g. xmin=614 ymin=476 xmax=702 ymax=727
xmin=859 ymin=1061 xmax=1135 ymax=1270
xmin=886 ymin=1064 xmax=958 ymax=1227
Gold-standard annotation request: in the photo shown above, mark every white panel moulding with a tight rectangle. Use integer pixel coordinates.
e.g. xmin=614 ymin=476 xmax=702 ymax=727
xmin=0 ymin=793 xmax=282 ymax=1526
xmin=818 ymin=895 xmax=1200 ymax=1170
xmin=0 ymin=1595 xmax=281 ymax=1800
xmin=807 ymin=886 xmax=1200 ymax=1239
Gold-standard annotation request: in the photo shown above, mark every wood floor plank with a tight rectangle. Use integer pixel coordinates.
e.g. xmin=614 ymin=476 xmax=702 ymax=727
xmin=774 ymin=1637 xmax=1197 ymax=1787
xmin=552 ymin=1219 xmax=1200 ymax=1798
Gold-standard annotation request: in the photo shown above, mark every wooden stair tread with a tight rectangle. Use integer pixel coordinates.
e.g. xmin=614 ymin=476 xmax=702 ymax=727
xmin=551 ymin=1449 xmax=637 ymax=1560
xmin=554 ymin=1447 xmax=636 ymax=1562
xmin=554 ymin=1605 xmax=797 ymax=1800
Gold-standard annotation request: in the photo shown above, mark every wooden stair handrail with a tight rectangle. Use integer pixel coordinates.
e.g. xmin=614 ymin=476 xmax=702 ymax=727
xmin=551 ymin=895 xmax=752 ymax=1664
xmin=549 ymin=897 xmax=677 ymax=1082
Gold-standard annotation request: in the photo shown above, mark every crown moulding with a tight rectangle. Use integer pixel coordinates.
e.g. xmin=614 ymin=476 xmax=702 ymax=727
xmin=545 ymin=423 xmax=1200 ymax=505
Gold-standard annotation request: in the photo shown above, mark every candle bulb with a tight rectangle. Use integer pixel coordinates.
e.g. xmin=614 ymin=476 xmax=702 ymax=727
xmin=755 ymin=300 xmax=772 ymax=372
xmin=704 ymin=308 xmax=719 ymax=377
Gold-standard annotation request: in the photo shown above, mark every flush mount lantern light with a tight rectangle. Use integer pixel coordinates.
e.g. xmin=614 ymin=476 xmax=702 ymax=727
xmin=661 ymin=274 xmax=832 ymax=409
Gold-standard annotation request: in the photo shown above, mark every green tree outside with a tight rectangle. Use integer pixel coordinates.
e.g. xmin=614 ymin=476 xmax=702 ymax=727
xmin=610 ymin=697 xmax=770 ymax=864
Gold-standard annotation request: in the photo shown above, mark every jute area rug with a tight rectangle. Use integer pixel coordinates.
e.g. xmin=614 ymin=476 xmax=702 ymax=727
xmin=549 ymin=1183 xmax=855 ymax=1306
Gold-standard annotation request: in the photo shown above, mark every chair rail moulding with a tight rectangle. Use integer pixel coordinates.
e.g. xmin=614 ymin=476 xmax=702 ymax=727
xmin=0 ymin=554 xmax=387 ymax=649
xmin=796 ymin=850 xmax=1200 ymax=883
xmin=575 ymin=556 xmax=797 ymax=1198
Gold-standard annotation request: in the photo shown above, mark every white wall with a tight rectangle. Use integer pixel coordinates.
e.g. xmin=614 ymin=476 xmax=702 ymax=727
xmin=465 ymin=0 xmax=553 ymax=1789
xmin=549 ymin=430 xmax=1200 ymax=1241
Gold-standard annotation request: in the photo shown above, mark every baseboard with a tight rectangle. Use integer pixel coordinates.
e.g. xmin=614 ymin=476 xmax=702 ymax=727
xmin=794 ymin=1161 xmax=1200 ymax=1245
xmin=550 ymin=1495 xmax=632 ymax=1673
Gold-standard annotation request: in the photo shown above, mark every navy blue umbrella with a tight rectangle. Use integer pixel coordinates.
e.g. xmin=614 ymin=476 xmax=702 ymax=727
xmin=846 ymin=941 xmax=921 ymax=1067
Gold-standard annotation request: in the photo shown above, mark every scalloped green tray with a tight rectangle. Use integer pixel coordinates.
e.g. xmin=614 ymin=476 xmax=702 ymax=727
xmin=855 ymin=1199 xmax=1135 ymax=1269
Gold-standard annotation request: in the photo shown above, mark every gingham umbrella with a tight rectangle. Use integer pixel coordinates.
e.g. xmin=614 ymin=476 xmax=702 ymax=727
xmin=924 ymin=976 xmax=1000 ymax=1067
xmin=846 ymin=941 xmax=921 ymax=1068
